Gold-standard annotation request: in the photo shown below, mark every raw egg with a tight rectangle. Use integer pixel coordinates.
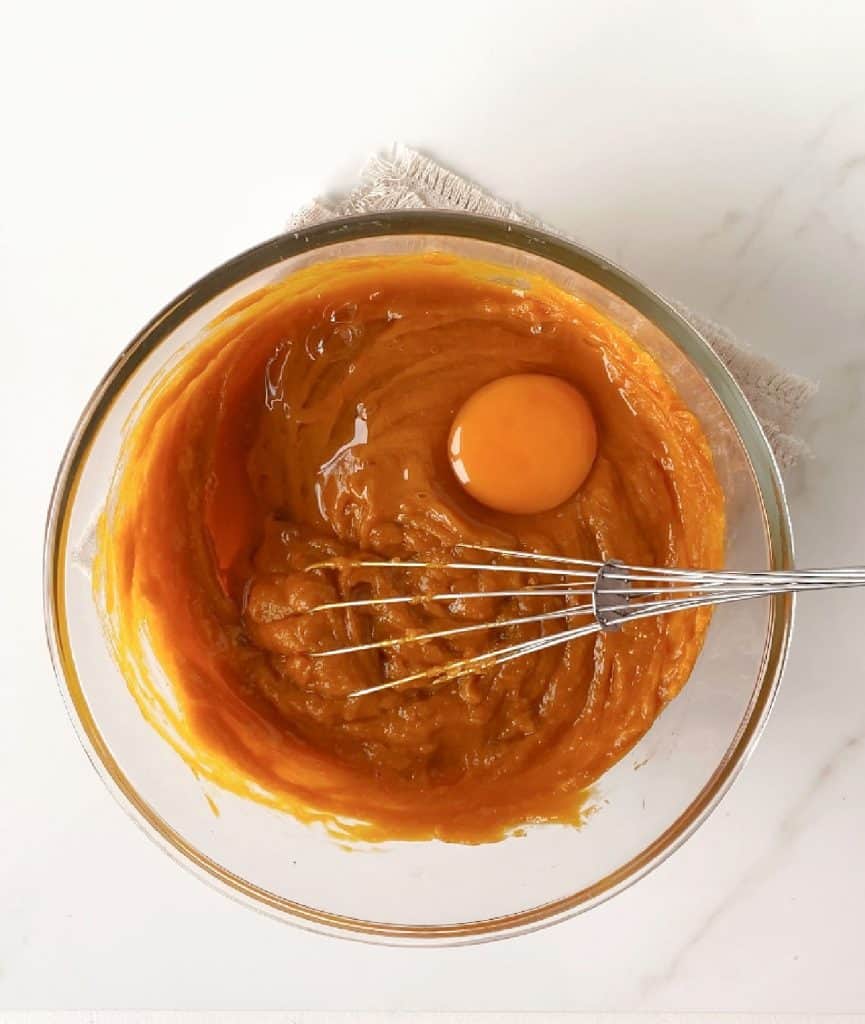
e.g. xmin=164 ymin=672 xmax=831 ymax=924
xmin=448 ymin=373 xmax=597 ymax=514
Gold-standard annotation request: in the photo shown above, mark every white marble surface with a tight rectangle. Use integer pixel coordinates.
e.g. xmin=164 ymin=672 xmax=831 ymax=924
xmin=2 ymin=0 xmax=865 ymax=1014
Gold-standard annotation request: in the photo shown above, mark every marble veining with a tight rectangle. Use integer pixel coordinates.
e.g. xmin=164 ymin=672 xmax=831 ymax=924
xmin=638 ymin=728 xmax=865 ymax=1004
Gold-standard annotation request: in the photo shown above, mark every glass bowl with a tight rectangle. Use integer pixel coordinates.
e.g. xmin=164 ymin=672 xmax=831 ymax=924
xmin=44 ymin=212 xmax=793 ymax=944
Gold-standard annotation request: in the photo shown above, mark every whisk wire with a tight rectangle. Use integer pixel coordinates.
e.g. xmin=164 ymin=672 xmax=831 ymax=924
xmin=349 ymin=619 xmax=603 ymax=698
xmin=312 ymin=603 xmax=595 ymax=657
xmin=297 ymin=545 xmax=865 ymax=697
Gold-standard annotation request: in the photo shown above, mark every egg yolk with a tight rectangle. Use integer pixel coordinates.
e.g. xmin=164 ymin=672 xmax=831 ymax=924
xmin=448 ymin=373 xmax=598 ymax=514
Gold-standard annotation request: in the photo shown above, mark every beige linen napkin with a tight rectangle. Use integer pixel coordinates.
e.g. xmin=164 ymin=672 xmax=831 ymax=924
xmin=290 ymin=145 xmax=815 ymax=469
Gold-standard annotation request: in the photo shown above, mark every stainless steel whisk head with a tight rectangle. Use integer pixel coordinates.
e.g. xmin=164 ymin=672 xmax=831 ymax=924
xmin=300 ymin=544 xmax=865 ymax=697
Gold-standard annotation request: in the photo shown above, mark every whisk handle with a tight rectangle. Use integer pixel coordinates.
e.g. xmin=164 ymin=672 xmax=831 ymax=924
xmin=595 ymin=562 xmax=865 ymax=630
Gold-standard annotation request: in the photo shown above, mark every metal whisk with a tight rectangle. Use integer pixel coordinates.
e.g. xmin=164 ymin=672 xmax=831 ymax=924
xmin=302 ymin=544 xmax=865 ymax=698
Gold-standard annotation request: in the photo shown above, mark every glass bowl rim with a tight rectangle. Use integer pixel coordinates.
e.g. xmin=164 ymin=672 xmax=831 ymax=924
xmin=43 ymin=210 xmax=794 ymax=945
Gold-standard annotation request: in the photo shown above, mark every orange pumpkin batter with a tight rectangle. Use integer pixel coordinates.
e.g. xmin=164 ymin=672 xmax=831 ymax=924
xmin=96 ymin=252 xmax=724 ymax=843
